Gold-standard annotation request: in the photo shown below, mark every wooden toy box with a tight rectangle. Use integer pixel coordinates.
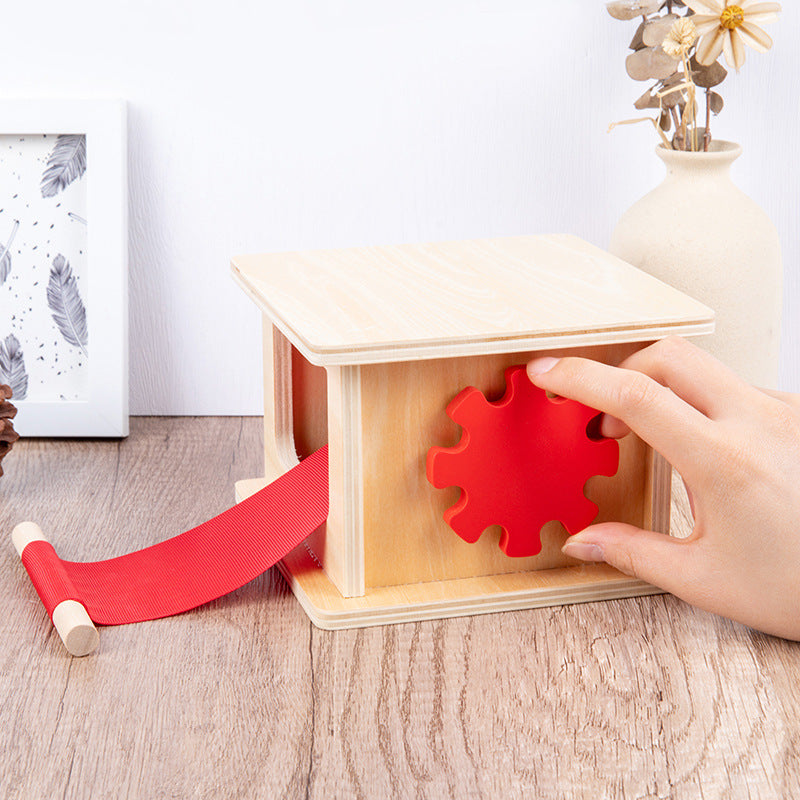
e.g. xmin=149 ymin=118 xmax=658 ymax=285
xmin=231 ymin=235 xmax=713 ymax=629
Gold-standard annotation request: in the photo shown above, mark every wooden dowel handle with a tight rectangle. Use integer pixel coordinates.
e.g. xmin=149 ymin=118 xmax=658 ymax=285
xmin=11 ymin=522 xmax=99 ymax=657
xmin=11 ymin=520 xmax=48 ymax=557
xmin=51 ymin=600 xmax=99 ymax=657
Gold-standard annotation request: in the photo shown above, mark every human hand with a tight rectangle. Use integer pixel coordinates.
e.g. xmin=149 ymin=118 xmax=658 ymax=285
xmin=526 ymin=336 xmax=800 ymax=641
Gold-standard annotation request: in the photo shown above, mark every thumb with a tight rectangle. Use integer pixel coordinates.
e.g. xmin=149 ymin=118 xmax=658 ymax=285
xmin=562 ymin=522 xmax=698 ymax=597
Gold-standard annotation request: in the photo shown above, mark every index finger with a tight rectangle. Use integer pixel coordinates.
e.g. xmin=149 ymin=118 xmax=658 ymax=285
xmin=526 ymin=355 xmax=712 ymax=483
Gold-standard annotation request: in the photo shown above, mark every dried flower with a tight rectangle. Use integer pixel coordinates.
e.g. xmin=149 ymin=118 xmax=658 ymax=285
xmin=686 ymin=0 xmax=781 ymax=70
xmin=607 ymin=0 xmax=780 ymax=150
xmin=662 ymin=18 xmax=698 ymax=57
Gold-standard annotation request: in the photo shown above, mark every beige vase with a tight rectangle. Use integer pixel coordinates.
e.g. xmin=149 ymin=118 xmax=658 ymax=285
xmin=610 ymin=140 xmax=782 ymax=388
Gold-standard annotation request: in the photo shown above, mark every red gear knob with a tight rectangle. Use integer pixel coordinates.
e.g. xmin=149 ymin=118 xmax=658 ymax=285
xmin=426 ymin=365 xmax=619 ymax=557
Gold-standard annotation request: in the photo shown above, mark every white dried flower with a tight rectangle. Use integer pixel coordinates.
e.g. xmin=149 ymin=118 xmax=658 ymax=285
xmin=686 ymin=0 xmax=782 ymax=71
xmin=662 ymin=18 xmax=698 ymax=57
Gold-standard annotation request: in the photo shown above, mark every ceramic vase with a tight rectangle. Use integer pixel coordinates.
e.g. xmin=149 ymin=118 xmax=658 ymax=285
xmin=610 ymin=140 xmax=782 ymax=388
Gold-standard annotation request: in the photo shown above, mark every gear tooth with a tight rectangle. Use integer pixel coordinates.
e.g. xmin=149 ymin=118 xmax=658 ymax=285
xmin=498 ymin=523 xmax=543 ymax=557
xmin=497 ymin=364 xmax=544 ymax=409
xmin=504 ymin=365 xmax=529 ymax=394
xmin=496 ymin=366 xmax=523 ymax=405
xmin=446 ymin=387 xmax=491 ymax=426
xmin=560 ymin=496 xmax=600 ymax=535
xmin=445 ymin=494 xmax=492 ymax=544
xmin=427 ymin=445 xmax=468 ymax=489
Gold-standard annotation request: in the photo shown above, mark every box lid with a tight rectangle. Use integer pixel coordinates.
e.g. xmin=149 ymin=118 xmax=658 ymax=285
xmin=231 ymin=234 xmax=714 ymax=366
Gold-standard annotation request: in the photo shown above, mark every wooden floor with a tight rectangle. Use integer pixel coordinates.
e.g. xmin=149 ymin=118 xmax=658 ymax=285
xmin=1 ymin=418 xmax=798 ymax=799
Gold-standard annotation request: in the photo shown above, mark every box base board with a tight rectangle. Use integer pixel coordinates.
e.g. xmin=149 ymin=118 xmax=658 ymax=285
xmin=235 ymin=477 xmax=663 ymax=630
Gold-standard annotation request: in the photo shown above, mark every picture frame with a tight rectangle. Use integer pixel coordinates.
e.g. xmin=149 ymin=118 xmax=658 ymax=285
xmin=0 ymin=98 xmax=128 ymax=437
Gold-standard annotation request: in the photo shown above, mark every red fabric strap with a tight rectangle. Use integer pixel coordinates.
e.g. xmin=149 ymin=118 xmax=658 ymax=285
xmin=17 ymin=447 xmax=328 ymax=626
xmin=21 ymin=540 xmax=83 ymax=618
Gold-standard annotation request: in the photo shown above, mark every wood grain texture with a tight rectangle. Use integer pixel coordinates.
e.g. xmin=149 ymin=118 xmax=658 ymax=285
xmin=269 ymin=544 xmax=664 ymax=630
xmin=232 ymin=235 xmax=714 ymax=366
xmin=358 ymin=342 xmax=653 ymax=588
xmin=2 ymin=419 xmax=799 ymax=799
xmin=275 ymin=338 xmax=664 ymax=605
xmin=325 ymin=362 xmax=365 ymax=597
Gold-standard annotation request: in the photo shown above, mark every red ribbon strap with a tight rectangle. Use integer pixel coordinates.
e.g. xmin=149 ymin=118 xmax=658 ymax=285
xmin=18 ymin=447 xmax=328 ymax=625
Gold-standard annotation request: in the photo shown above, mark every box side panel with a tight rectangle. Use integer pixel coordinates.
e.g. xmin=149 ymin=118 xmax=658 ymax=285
xmin=360 ymin=342 xmax=650 ymax=589
xmin=267 ymin=328 xmax=359 ymax=597
xmin=291 ymin=346 xmax=328 ymax=459
xmin=262 ymin=319 xmax=292 ymax=469
xmin=645 ymin=449 xmax=672 ymax=536
xmin=325 ymin=365 xmax=365 ymax=596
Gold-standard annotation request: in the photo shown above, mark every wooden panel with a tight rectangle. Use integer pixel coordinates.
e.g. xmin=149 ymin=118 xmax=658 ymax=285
xmin=291 ymin=346 xmax=328 ymax=459
xmin=278 ymin=546 xmax=662 ymax=630
xmin=646 ymin=449 xmax=673 ymax=535
xmin=323 ymin=364 xmax=365 ymax=597
xmin=359 ymin=342 xmax=653 ymax=588
xmin=265 ymin=326 xmax=350 ymax=596
xmin=232 ymin=235 xmax=714 ymax=366
xmin=261 ymin=319 xmax=292 ymax=470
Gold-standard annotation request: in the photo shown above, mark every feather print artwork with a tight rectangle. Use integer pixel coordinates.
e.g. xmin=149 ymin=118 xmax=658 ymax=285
xmin=47 ymin=255 xmax=88 ymax=357
xmin=0 ymin=334 xmax=29 ymax=400
xmin=0 ymin=220 xmax=19 ymax=285
xmin=0 ymin=132 xmax=90 ymax=405
xmin=41 ymin=134 xmax=87 ymax=198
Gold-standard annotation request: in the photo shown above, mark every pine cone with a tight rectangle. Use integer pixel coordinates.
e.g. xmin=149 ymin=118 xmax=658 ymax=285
xmin=0 ymin=385 xmax=19 ymax=477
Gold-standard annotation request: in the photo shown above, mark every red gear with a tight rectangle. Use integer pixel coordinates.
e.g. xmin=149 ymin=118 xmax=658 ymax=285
xmin=426 ymin=366 xmax=619 ymax=557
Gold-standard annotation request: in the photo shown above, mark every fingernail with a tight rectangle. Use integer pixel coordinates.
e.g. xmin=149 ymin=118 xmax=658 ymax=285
xmin=562 ymin=541 xmax=605 ymax=562
xmin=527 ymin=357 xmax=560 ymax=379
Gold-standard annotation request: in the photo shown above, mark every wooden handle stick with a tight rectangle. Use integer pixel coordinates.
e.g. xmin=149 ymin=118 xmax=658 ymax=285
xmin=12 ymin=522 xmax=99 ymax=657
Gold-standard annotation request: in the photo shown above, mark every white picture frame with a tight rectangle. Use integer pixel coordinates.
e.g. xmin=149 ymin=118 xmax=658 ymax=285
xmin=0 ymin=98 xmax=128 ymax=437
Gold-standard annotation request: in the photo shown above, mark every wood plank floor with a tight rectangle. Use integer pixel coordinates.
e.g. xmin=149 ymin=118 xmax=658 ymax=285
xmin=1 ymin=418 xmax=798 ymax=799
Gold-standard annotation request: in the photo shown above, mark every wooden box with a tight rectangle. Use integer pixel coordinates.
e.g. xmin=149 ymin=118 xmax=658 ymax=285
xmin=231 ymin=235 xmax=713 ymax=629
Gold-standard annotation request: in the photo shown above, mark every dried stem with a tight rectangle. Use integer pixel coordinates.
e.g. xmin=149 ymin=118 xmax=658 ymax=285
xmin=682 ymin=102 xmax=689 ymax=151
xmin=610 ymin=7 xmax=726 ymax=151
xmin=680 ymin=51 xmax=697 ymax=151
xmin=681 ymin=90 xmax=696 ymax=152
xmin=658 ymin=80 xmax=695 ymax=150
xmin=670 ymin=105 xmax=684 ymax=150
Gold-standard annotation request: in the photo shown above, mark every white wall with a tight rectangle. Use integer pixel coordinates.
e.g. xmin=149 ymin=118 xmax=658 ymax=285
xmin=2 ymin=1 xmax=797 ymax=413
